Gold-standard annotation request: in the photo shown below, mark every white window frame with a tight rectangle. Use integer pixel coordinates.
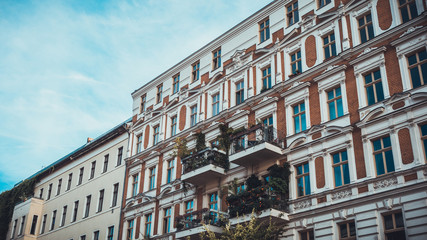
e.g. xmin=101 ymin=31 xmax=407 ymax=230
xmin=349 ymin=3 xmax=382 ymax=47
xmin=283 ymin=84 xmax=311 ymax=136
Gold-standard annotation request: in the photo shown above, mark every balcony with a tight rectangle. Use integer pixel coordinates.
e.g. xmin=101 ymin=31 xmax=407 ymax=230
xmin=175 ymin=208 xmax=227 ymax=240
xmin=229 ymin=124 xmax=283 ymax=167
xmin=181 ymin=148 xmax=228 ymax=185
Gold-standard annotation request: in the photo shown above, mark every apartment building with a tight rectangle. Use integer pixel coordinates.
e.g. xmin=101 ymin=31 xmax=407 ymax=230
xmin=7 ymin=120 xmax=129 ymax=240
xmin=122 ymin=0 xmax=427 ymax=240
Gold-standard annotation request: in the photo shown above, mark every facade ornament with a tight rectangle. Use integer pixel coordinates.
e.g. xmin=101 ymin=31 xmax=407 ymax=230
xmin=373 ymin=177 xmax=398 ymax=189
xmin=294 ymin=200 xmax=312 ymax=210
xmin=400 ymin=26 xmax=423 ymax=38
xmin=331 ymin=189 xmax=352 ymax=200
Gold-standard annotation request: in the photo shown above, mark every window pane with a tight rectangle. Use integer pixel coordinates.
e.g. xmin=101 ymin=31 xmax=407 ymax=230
xmin=408 ymin=54 xmax=417 ymax=65
xmin=365 ymin=74 xmax=372 ymax=84
xmin=343 ymin=163 xmax=350 ymax=184
xmin=373 ymin=139 xmax=382 ymax=151
xmin=304 ymin=175 xmax=311 ymax=194
xmin=340 ymin=224 xmax=348 ymax=238
xmin=410 ymin=67 xmax=422 ymax=88
xmin=337 ymin=98 xmax=343 ymax=117
xmin=297 ymin=178 xmax=304 ymax=196
xmin=375 ymin=154 xmax=385 ymax=175
xmin=410 ymin=4 xmax=418 ymax=19
xmin=376 ymin=82 xmax=385 ymax=101
xmin=329 ymin=101 xmax=336 ymax=119
xmin=385 ymin=150 xmax=395 ymax=173
xmin=334 ymin=166 xmax=342 ymax=187
xmin=395 ymin=212 xmax=404 ymax=228
xmin=297 ymin=165 xmax=303 ymax=175
xmin=384 ymin=214 xmax=394 ymax=230
xmin=349 ymin=222 xmax=356 ymax=236
xmin=295 ymin=116 xmax=300 ymax=133
xmin=383 ymin=136 xmax=391 ymax=147
xmin=333 ymin=153 xmax=340 ymax=164
xmin=303 ymin=163 xmax=309 ymax=173
xmin=301 ymin=113 xmax=306 ymax=131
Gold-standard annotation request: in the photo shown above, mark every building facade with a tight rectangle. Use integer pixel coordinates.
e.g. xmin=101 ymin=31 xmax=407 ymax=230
xmin=7 ymin=120 xmax=130 ymax=240
xmin=123 ymin=0 xmax=427 ymax=240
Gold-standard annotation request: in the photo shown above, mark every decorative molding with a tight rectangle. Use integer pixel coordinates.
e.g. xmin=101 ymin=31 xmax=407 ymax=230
xmin=294 ymin=200 xmax=312 ymax=210
xmin=373 ymin=177 xmax=398 ymax=190
xmin=400 ymin=26 xmax=423 ymax=38
xmin=331 ymin=189 xmax=352 ymax=200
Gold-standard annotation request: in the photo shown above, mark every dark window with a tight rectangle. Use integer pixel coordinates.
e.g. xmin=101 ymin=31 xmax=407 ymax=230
xmin=364 ymin=69 xmax=384 ymax=105
xmin=173 ymin=74 xmax=180 ymax=94
xmin=259 ymin=18 xmax=270 ymax=43
xmin=373 ymin=136 xmax=395 ymax=176
xmin=90 ymin=161 xmax=96 ymax=179
xmin=78 ymin=167 xmax=84 ymax=185
xmin=287 ymin=1 xmax=299 ymax=26
xmin=98 ymin=189 xmax=104 ymax=212
xmin=192 ymin=61 xmax=200 ymax=82
xmin=112 ymin=183 xmax=119 ymax=207
xmin=72 ymin=201 xmax=79 ymax=222
xmin=300 ymin=229 xmax=314 ymax=240
xmin=67 ymin=173 xmax=72 ymax=191
xmin=339 ymin=221 xmax=356 ymax=240
xmin=384 ymin=211 xmax=406 ymax=240
xmin=399 ymin=0 xmax=418 ymax=23
xmin=117 ymin=147 xmax=123 ymax=166
xmin=30 ymin=215 xmax=38 ymax=235
xmin=407 ymin=49 xmax=427 ymax=88
xmin=323 ymin=32 xmax=337 ymax=59
xmin=358 ymin=13 xmax=374 ymax=43
xmin=84 ymin=195 xmax=91 ymax=218
xmin=212 ymin=48 xmax=222 ymax=70
xmin=103 ymin=154 xmax=109 ymax=173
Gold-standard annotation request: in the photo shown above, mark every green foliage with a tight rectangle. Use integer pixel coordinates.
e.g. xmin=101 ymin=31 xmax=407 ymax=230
xmin=172 ymin=137 xmax=190 ymax=159
xmin=245 ymin=175 xmax=262 ymax=191
xmin=0 ymin=178 xmax=37 ymax=239
xmin=195 ymin=132 xmax=207 ymax=152
xmin=218 ymin=124 xmax=234 ymax=153
xmin=200 ymin=210 xmax=285 ymax=240
xmin=267 ymin=162 xmax=291 ymax=196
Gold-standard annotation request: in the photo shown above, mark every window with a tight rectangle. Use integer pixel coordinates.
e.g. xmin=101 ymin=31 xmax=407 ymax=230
xmin=299 ymin=229 xmax=314 ymax=240
xmin=287 ymin=1 xmax=299 ymax=26
xmin=166 ymin=160 xmax=174 ymax=184
xmin=80 ymin=235 xmax=86 ymax=240
xmin=67 ymin=173 xmax=72 ymax=191
xmin=190 ymin=105 xmax=198 ymax=127
xmin=171 ymin=116 xmax=177 ymax=137
xmin=47 ymin=183 xmax=52 ymax=200
xmin=327 ymin=86 xmax=343 ymax=120
xmin=56 ymin=179 xmax=62 ymax=195
xmin=72 ymin=201 xmax=78 ymax=222
xmin=399 ymin=0 xmax=418 ymax=23
xmin=236 ymin=81 xmax=244 ymax=105
xmin=373 ymin=136 xmax=395 ymax=176
xmin=149 ymin=167 xmax=156 ymax=190
xmin=209 ymin=192 xmax=218 ymax=223
xmin=364 ymin=69 xmax=384 ymax=105
xmin=127 ymin=219 xmax=134 ymax=240
xmin=61 ymin=206 xmax=67 ymax=227
xmin=98 ymin=189 xmax=104 ymax=212
xmin=407 ymin=48 xmax=427 ymax=88
xmin=78 ymin=167 xmax=84 ymax=185
xmin=107 ymin=226 xmax=114 ymax=240
xmin=237 ymin=183 xmax=246 ymax=194
xmin=40 ymin=214 xmax=47 ymax=234
xmin=19 ymin=215 xmax=25 ymax=235
xmin=332 ymin=150 xmax=350 ymax=187
xmin=172 ymin=74 xmax=180 ymax=94
xmin=39 ymin=188 xmax=44 ymax=199
xmin=293 ymin=102 xmax=306 ymax=133
xmin=93 ymin=231 xmax=100 ymax=240
xmin=132 ymin=174 xmax=139 ymax=197
xmin=358 ymin=13 xmax=374 ymax=44
xmin=163 ymin=208 xmax=172 ymax=233
xmin=30 ymin=215 xmax=38 ymax=235
xmin=212 ymin=93 xmax=220 ymax=116
xmin=50 ymin=211 xmax=56 ymax=230
xmin=112 ymin=183 xmax=119 ymax=207
xmin=90 ymin=161 xmax=96 ymax=179
xmin=145 ymin=214 xmax=152 ymax=237
xmin=103 ymin=154 xmax=109 ymax=173
xmin=383 ymin=211 xmax=406 ymax=240
xmin=84 ymin=195 xmax=91 ymax=218
xmin=291 ymin=50 xmax=302 ymax=75
xmin=117 ymin=147 xmax=123 ymax=166
xmin=261 ymin=66 xmax=272 ymax=91
xmin=319 ymin=0 xmax=331 ymax=8
xmin=192 ymin=61 xmax=200 ymax=82
xmin=11 ymin=219 xmax=17 ymax=238
xmin=212 ymin=48 xmax=221 ymax=70
xmin=153 ymin=125 xmax=160 ymax=145
xmin=259 ymin=18 xmax=270 ymax=43
xmin=263 ymin=115 xmax=273 ymax=126
xmin=323 ymin=32 xmax=336 ymax=59
xmin=156 ymin=84 xmax=163 ymax=104
xmin=338 ymin=221 xmax=356 ymax=240
xmin=296 ymin=162 xmax=311 ymax=197
xmin=185 ymin=200 xmax=194 ymax=226
xmin=421 ymin=124 xmax=427 ymax=160
xmin=140 ymin=94 xmax=146 ymax=113
xmin=136 ymin=134 xmax=143 ymax=153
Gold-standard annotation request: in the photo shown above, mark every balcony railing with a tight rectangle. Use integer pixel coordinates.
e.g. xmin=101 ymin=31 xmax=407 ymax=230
xmin=175 ymin=208 xmax=228 ymax=231
xmin=230 ymin=124 xmax=281 ymax=155
xmin=181 ymin=148 xmax=228 ymax=174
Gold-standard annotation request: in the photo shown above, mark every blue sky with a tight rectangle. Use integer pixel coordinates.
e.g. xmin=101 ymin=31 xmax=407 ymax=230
xmin=0 ymin=0 xmax=273 ymax=192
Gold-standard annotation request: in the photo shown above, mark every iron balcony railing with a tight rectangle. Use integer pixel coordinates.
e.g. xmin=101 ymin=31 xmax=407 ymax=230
xmin=181 ymin=148 xmax=228 ymax=174
xmin=175 ymin=208 xmax=228 ymax=231
xmin=230 ymin=124 xmax=282 ymax=155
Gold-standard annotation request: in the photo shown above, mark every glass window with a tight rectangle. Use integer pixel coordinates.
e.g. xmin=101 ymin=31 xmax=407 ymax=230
xmin=339 ymin=221 xmax=356 ymax=240
xmin=93 ymin=231 xmax=100 ymax=240
xmin=358 ymin=13 xmax=374 ymax=44
xmin=287 ymin=1 xmax=299 ymax=26
xmin=332 ymin=151 xmax=350 ymax=187
xmin=98 ymin=189 xmax=104 ymax=212
xmin=373 ymin=136 xmax=395 ymax=176
xmin=192 ymin=61 xmax=200 ymax=82
xmin=185 ymin=200 xmax=194 ymax=226
xmin=213 ymin=48 xmax=222 ymax=70
xmin=384 ymin=211 xmax=406 ymax=240
xmin=171 ymin=116 xmax=177 ymax=137
xmin=90 ymin=161 xmax=96 ymax=179
xmin=140 ymin=94 xmax=146 ymax=113
xmin=191 ymin=105 xmax=198 ymax=127
xmin=323 ymin=32 xmax=336 ymax=59
xmin=145 ymin=214 xmax=152 ymax=237
xmin=41 ymin=215 xmax=47 ymax=234
xmin=107 ymin=226 xmax=114 ymax=240
xmin=30 ymin=215 xmax=38 ymax=235
xmin=364 ymin=69 xmax=384 ymax=105
xmin=103 ymin=154 xmax=109 ymax=173
xmin=421 ymin=124 xmax=427 ymax=161
xmin=209 ymin=192 xmax=218 ymax=223
xmin=61 ymin=206 xmax=67 ymax=226
xmin=67 ymin=173 xmax=72 ymax=191
xmin=136 ymin=134 xmax=143 ymax=153
xmin=156 ymin=84 xmax=163 ymax=104
xmin=327 ymin=86 xmax=343 ymax=120
xmin=153 ymin=125 xmax=160 ymax=145
xmin=112 ymin=183 xmax=119 ymax=207
xmin=57 ymin=179 xmax=62 ymax=195
xmin=163 ymin=208 xmax=172 ymax=233
xmin=300 ymin=229 xmax=314 ymax=240
xmin=259 ymin=18 xmax=270 ymax=43
xmin=78 ymin=167 xmax=84 ymax=185
xmin=212 ymin=93 xmax=220 ymax=116
xmin=127 ymin=219 xmax=134 ymax=240
xmin=72 ymin=201 xmax=78 ymax=222
xmin=84 ymin=195 xmax=91 ymax=218
xmin=293 ymin=102 xmax=306 ymax=133
xmin=291 ymin=50 xmax=302 ymax=75
xmin=407 ymin=49 xmax=427 ymax=88
xmin=167 ymin=160 xmax=174 ymax=184
xmin=50 ymin=211 xmax=56 ymax=230
xmin=173 ymin=74 xmax=180 ymax=94
xmin=262 ymin=66 xmax=272 ymax=91
xmin=149 ymin=167 xmax=156 ymax=190
xmin=117 ymin=147 xmax=123 ymax=166
xmin=236 ymin=81 xmax=244 ymax=105
xmin=132 ymin=174 xmax=139 ymax=197
xmin=296 ymin=162 xmax=311 ymax=197
xmin=399 ymin=0 xmax=418 ymax=23
xmin=319 ymin=0 xmax=331 ymax=8
xmin=47 ymin=183 xmax=52 ymax=200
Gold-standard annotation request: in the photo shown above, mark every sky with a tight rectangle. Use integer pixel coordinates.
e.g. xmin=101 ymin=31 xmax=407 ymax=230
xmin=0 ymin=0 xmax=273 ymax=192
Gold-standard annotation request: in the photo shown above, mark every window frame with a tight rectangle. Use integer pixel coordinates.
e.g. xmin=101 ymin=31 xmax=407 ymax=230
xmin=293 ymin=102 xmax=306 ymax=134
xmin=332 ymin=150 xmax=350 ymax=188
xmin=290 ymin=50 xmax=302 ymax=75
xmin=318 ymin=0 xmax=331 ymax=9
xmin=261 ymin=65 xmax=272 ymax=91
xmin=295 ymin=162 xmax=311 ymax=197
xmin=103 ymin=154 xmax=109 ymax=173
xmin=163 ymin=208 xmax=172 ymax=234
xmin=170 ymin=115 xmax=177 ymax=137
xmin=357 ymin=12 xmax=374 ymax=44
xmin=172 ymin=74 xmax=180 ymax=95
xmin=166 ymin=159 xmax=174 ymax=184
xmin=145 ymin=213 xmax=152 ymax=237
xmin=190 ymin=105 xmax=198 ymax=127
xmin=60 ymin=205 xmax=67 ymax=227
xmin=149 ymin=167 xmax=156 ymax=190
xmin=156 ymin=84 xmax=163 ymax=104
xmin=323 ymin=32 xmax=337 ymax=60
xmin=338 ymin=220 xmax=356 ymax=240
xmin=117 ymin=147 xmax=123 ymax=166
xmin=372 ymin=136 xmax=395 ymax=176
xmin=286 ymin=1 xmax=299 ymax=27
xmin=127 ymin=219 xmax=134 ymax=240
xmin=212 ymin=48 xmax=222 ymax=70
xmin=107 ymin=226 xmax=114 ymax=240
xmin=192 ymin=61 xmax=200 ymax=83
xmin=299 ymin=229 xmax=314 ymax=240
xmin=406 ymin=48 xmax=427 ymax=88
xmin=259 ymin=17 xmax=270 ymax=43
xmin=235 ymin=80 xmax=244 ymax=105
xmin=363 ymin=69 xmax=385 ymax=106
xmin=326 ymin=86 xmax=344 ymax=120
xmin=383 ymin=211 xmax=406 ymax=240
xmin=153 ymin=125 xmax=160 ymax=146
xmin=136 ymin=134 xmax=143 ymax=153
xmin=212 ymin=93 xmax=220 ymax=116
xmin=131 ymin=174 xmax=139 ymax=197
xmin=140 ymin=94 xmax=146 ymax=114
xmin=398 ymin=0 xmax=419 ymax=23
